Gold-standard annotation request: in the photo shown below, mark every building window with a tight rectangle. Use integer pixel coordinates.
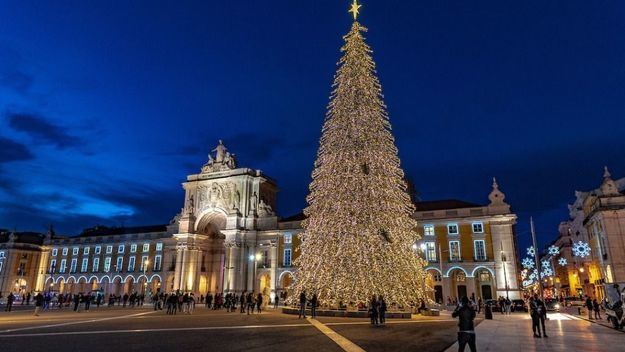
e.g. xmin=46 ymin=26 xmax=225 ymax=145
xmin=449 ymin=241 xmax=461 ymax=261
xmin=154 ymin=255 xmax=162 ymax=271
xmin=59 ymin=259 xmax=67 ymax=273
xmin=140 ymin=256 xmax=148 ymax=271
xmin=72 ymin=247 xmax=79 ymax=256
xmin=447 ymin=224 xmax=459 ymax=235
xmin=143 ymin=243 xmax=150 ymax=252
xmin=116 ymin=257 xmax=123 ymax=272
xmin=0 ymin=261 xmax=2 ymax=273
xmin=283 ymin=249 xmax=292 ymax=267
xmin=83 ymin=247 xmax=90 ymax=255
xmin=424 ymin=225 xmax=435 ymax=236
xmin=62 ymin=247 xmax=68 ymax=256
xmin=92 ymin=257 xmax=100 ymax=272
xmin=50 ymin=259 xmax=57 ymax=273
xmin=51 ymin=248 xmax=58 ymax=256
xmin=130 ymin=244 xmax=137 ymax=253
xmin=95 ymin=246 xmax=101 ymax=255
xmin=284 ymin=233 xmax=292 ymax=244
xmin=128 ymin=256 xmax=136 ymax=272
xmin=0 ymin=251 xmax=4 ymax=258
xmin=156 ymin=242 xmax=163 ymax=251
xmin=106 ymin=246 xmax=113 ymax=254
xmin=118 ymin=245 xmax=125 ymax=254
xmin=104 ymin=257 xmax=111 ymax=272
xmin=425 ymin=241 xmax=437 ymax=261
xmin=474 ymin=240 xmax=486 ymax=261
xmin=472 ymin=222 xmax=484 ymax=233
xmin=70 ymin=259 xmax=78 ymax=273
xmin=81 ymin=258 xmax=88 ymax=273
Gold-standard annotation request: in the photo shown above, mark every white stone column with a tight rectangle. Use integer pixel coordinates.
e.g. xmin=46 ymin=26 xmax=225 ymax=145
xmin=173 ymin=247 xmax=184 ymax=291
xmin=247 ymin=245 xmax=256 ymax=291
xmin=270 ymin=242 xmax=277 ymax=302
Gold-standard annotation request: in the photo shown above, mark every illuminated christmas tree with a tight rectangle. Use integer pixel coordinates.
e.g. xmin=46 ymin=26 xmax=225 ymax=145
xmin=291 ymin=1 xmax=426 ymax=308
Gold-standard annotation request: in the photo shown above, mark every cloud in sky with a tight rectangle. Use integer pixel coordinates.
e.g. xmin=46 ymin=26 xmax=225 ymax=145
xmin=6 ymin=111 xmax=84 ymax=149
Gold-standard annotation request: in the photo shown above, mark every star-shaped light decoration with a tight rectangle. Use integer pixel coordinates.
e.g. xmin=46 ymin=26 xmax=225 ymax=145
xmin=541 ymin=260 xmax=550 ymax=268
xmin=522 ymin=257 xmax=535 ymax=269
xmin=527 ymin=246 xmax=535 ymax=256
xmin=541 ymin=267 xmax=553 ymax=278
xmin=558 ymin=257 xmax=567 ymax=266
xmin=572 ymin=241 xmax=591 ymax=258
xmin=548 ymin=245 xmax=559 ymax=255
xmin=348 ymin=0 xmax=362 ymax=20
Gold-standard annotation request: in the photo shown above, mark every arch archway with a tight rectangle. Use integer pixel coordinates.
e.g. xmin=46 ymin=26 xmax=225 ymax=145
xmin=278 ymin=271 xmax=294 ymax=301
xmin=149 ymin=274 xmax=162 ymax=294
xmin=124 ymin=276 xmax=135 ymax=294
xmin=112 ymin=276 xmax=123 ymax=296
xmin=66 ymin=276 xmax=77 ymax=294
xmin=448 ymin=268 xmax=468 ymax=303
xmin=195 ymin=210 xmax=227 ymax=238
xmin=425 ymin=268 xmax=443 ymax=304
xmin=474 ymin=269 xmax=495 ymax=300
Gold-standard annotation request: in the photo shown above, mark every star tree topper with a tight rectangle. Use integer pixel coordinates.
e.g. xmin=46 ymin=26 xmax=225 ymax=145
xmin=349 ymin=0 xmax=362 ymax=20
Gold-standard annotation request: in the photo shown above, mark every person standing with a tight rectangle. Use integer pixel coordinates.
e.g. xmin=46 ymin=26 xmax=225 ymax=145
xmin=452 ymin=296 xmax=476 ymax=352
xmin=369 ymin=295 xmax=378 ymax=325
xmin=310 ymin=293 xmax=318 ymax=319
xmin=5 ymin=292 xmax=14 ymax=312
xmin=378 ymin=295 xmax=387 ymax=326
xmin=585 ymin=296 xmax=594 ymax=320
xmin=274 ymin=294 xmax=280 ymax=309
xmin=239 ymin=292 xmax=246 ymax=313
xmin=34 ymin=292 xmax=44 ymax=316
xmin=256 ymin=293 xmax=263 ymax=314
xmin=593 ymin=298 xmax=602 ymax=319
xmin=298 ymin=290 xmax=307 ymax=319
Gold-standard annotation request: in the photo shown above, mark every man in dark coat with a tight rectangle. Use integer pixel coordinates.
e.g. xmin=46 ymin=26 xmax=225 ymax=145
xmin=452 ymin=296 xmax=476 ymax=352
xmin=298 ymin=290 xmax=307 ymax=319
xmin=34 ymin=292 xmax=44 ymax=316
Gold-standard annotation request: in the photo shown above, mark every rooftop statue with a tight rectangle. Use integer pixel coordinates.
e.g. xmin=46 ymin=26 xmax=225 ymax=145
xmin=202 ymin=140 xmax=237 ymax=173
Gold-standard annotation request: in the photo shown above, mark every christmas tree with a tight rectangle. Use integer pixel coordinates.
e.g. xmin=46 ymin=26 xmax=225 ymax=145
xmin=291 ymin=1 xmax=426 ymax=308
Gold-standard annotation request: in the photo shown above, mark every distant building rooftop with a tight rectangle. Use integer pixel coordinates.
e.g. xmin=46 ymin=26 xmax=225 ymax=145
xmin=79 ymin=225 xmax=168 ymax=237
xmin=414 ymin=199 xmax=482 ymax=212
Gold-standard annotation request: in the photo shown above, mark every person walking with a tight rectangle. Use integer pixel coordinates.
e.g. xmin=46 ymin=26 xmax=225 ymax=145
xmin=5 ymin=292 xmax=14 ymax=312
xmin=247 ymin=292 xmax=254 ymax=315
xmin=73 ymin=293 xmax=81 ymax=312
xmin=593 ymin=298 xmax=602 ymax=320
xmin=378 ymin=295 xmax=387 ymax=326
xmin=274 ymin=294 xmax=279 ymax=309
xmin=310 ymin=293 xmax=318 ymax=319
xmin=452 ymin=296 xmax=476 ymax=352
xmin=34 ymin=292 xmax=44 ymax=316
xmin=585 ymin=296 xmax=594 ymax=320
xmin=369 ymin=295 xmax=379 ymax=325
xmin=298 ymin=290 xmax=307 ymax=319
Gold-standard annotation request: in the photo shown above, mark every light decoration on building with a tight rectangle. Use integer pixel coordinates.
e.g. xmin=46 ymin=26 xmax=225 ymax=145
xmin=527 ymin=246 xmax=535 ymax=256
xmin=541 ymin=267 xmax=553 ymax=278
xmin=522 ymin=257 xmax=535 ymax=269
xmin=528 ymin=270 xmax=538 ymax=281
xmin=541 ymin=260 xmax=550 ymax=268
xmin=572 ymin=241 xmax=591 ymax=258
xmin=288 ymin=6 xmax=426 ymax=308
xmin=523 ymin=279 xmax=534 ymax=287
xmin=548 ymin=245 xmax=559 ymax=255
xmin=558 ymin=257 xmax=567 ymax=266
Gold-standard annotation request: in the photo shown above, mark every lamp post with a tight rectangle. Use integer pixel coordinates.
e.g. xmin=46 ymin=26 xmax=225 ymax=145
xmin=500 ymin=242 xmax=509 ymax=299
xmin=249 ymin=253 xmax=261 ymax=293
xmin=143 ymin=259 xmax=149 ymax=295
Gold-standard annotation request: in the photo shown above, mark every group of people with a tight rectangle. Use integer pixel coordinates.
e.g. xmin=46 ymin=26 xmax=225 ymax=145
xmin=585 ymin=295 xmax=602 ymax=320
xmin=368 ymin=295 xmax=387 ymax=326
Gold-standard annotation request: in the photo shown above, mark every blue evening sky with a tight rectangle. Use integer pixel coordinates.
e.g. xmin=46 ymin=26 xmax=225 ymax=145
xmin=1 ymin=1 xmax=624 ymax=254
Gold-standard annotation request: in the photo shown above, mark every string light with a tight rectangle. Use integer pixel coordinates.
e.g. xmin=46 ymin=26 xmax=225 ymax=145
xmin=289 ymin=20 xmax=426 ymax=308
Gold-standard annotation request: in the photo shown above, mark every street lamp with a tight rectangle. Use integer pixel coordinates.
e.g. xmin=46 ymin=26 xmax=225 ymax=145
xmin=143 ymin=259 xmax=150 ymax=294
